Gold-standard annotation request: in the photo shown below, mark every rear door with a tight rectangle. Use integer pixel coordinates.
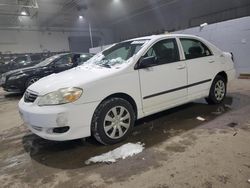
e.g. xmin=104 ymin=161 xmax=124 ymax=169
xmin=138 ymin=38 xmax=188 ymax=115
xmin=178 ymin=38 xmax=219 ymax=97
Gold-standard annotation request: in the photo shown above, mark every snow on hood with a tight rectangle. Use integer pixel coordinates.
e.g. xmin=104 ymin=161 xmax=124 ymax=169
xmin=85 ymin=142 xmax=145 ymax=164
xmin=83 ymin=52 xmax=133 ymax=69
xmin=28 ymin=63 xmax=125 ymax=95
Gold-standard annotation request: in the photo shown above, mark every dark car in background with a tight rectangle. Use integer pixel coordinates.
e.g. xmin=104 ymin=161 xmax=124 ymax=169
xmin=0 ymin=54 xmax=45 ymax=75
xmin=0 ymin=53 xmax=93 ymax=93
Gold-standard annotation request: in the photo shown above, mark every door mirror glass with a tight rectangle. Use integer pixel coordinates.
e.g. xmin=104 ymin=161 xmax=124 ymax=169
xmin=139 ymin=56 xmax=157 ymax=69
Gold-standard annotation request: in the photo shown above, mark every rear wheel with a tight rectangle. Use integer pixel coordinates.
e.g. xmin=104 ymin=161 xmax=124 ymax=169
xmin=91 ymin=98 xmax=135 ymax=145
xmin=206 ymin=75 xmax=227 ymax=104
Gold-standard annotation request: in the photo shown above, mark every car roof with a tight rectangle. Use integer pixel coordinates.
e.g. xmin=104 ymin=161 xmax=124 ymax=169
xmin=126 ymin=34 xmax=199 ymax=42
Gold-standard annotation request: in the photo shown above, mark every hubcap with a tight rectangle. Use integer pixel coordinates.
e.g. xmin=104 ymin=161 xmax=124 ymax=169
xmin=103 ymin=106 xmax=131 ymax=139
xmin=214 ymin=80 xmax=225 ymax=101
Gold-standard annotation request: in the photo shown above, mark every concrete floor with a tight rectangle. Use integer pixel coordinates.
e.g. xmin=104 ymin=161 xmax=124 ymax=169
xmin=0 ymin=79 xmax=250 ymax=188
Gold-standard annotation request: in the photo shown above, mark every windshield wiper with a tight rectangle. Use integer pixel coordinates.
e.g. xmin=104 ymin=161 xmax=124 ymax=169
xmin=99 ymin=64 xmax=111 ymax=68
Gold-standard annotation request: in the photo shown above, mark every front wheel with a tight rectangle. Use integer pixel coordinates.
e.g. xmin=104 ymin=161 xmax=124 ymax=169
xmin=206 ymin=75 xmax=227 ymax=105
xmin=25 ymin=77 xmax=40 ymax=89
xmin=91 ymin=98 xmax=135 ymax=145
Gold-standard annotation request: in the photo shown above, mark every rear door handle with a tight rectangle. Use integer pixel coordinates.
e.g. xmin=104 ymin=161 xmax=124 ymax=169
xmin=177 ymin=65 xmax=186 ymax=70
xmin=209 ymin=60 xmax=215 ymax=63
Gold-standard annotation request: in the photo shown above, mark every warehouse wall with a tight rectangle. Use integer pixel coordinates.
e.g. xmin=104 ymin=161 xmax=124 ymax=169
xmin=0 ymin=30 xmax=69 ymax=54
xmin=112 ymin=0 xmax=250 ymax=42
xmin=0 ymin=28 xmax=114 ymax=54
xmin=174 ymin=16 xmax=250 ymax=74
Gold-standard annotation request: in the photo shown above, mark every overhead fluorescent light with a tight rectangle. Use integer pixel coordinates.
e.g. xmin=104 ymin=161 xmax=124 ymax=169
xmin=21 ymin=10 xmax=27 ymax=16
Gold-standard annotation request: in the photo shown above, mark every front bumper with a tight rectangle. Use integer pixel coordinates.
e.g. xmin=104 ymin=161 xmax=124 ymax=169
xmin=18 ymin=97 xmax=100 ymax=141
xmin=0 ymin=75 xmax=6 ymax=86
xmin=226 ymin=68 xmax=237 ymax=82
xmin=2 ymin=85 xmax=22 ymax=93
xmin=2 ymin=78 xmax=25 ymax=93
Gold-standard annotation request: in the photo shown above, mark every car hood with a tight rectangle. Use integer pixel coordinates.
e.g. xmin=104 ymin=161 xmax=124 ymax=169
xmin=5 ymin=66 xmax=39 ymax=77
xmin=28 ymin=65 xmax=125 ymax=95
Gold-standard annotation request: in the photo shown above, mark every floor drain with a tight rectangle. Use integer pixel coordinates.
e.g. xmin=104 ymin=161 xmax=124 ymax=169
xmin=227 ymin=122 xmax=238 ymax=128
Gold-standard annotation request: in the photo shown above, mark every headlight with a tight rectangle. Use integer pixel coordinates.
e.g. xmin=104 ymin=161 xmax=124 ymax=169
xmin=38 ymin=87 xmax=83 ymax=106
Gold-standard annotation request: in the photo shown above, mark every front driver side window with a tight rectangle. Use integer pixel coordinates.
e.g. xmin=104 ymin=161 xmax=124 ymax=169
xmin=55 ymin=55 xmax=72 ymax=68
xmin=144 ymin=39 xmax=180 ymax=65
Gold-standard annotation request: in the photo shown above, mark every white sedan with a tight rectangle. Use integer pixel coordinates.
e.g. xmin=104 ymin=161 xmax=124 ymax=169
xmin=19 ymin=34 xmax=236 ymax=145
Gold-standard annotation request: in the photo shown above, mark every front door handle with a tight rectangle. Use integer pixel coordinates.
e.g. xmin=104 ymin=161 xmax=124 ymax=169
xmin=177 ymin=65 xmax=186 ymax=70
xmin=209 ymin=60 xmax=215 ymax=63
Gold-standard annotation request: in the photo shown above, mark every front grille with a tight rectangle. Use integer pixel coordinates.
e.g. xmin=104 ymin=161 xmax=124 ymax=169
xmin=24 ymin=90 xmax=38 ymax=103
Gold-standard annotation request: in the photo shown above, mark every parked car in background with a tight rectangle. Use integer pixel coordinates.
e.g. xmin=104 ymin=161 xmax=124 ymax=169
xmin=18 ymin=34 xmax=236 ymax=145
xmin=0 ymin=61 xmax=6 ymax=76
xmin=0 ymin=54 xmax=45 ymax=75
xmin=0 ymin=53 xmax=92 ymax=93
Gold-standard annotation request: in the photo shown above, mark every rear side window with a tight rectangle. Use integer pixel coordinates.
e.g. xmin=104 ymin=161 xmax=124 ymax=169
xmin=180 ymin=38 xmax=212 ymax=60
xmin=144 ymin=38 xmax=180 ymax=65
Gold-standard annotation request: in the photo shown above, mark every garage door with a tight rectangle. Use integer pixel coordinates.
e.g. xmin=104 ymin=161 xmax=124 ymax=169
xmin=68 ymin=36 xmax=100 ymax=53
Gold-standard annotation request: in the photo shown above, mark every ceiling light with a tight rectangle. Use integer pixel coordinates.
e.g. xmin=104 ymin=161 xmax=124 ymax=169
xmin=20 ymin=7 xmax=29 ymax=16
xmin=79 ymin=15 xmax=83 ymax=20
xmin=21 ymin=10 xmax=27 ymax=16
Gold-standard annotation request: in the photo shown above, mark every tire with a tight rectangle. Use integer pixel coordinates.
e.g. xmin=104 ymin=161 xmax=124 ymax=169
xmin=25 ymin=77 xmax=40 ymax=89
xmin=206 ymin=75 xmax=227 ymax=105
xmin=91 ymin=98 xmax=135 ymax=145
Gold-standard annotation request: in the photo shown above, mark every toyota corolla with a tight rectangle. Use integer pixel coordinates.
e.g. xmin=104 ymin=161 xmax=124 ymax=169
xmin=18 ymin=34 xmax=236 ymax=145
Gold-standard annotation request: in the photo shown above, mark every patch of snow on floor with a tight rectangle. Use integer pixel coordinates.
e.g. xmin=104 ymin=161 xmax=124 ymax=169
xmin=196 ymin=116 xmax=206 ymax=121
xmin=85 ymin=142 xmax=145 ymax=164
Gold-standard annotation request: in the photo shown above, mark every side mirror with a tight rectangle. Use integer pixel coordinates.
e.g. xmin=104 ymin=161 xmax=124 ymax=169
xmin=50 ymin=63 xmax=56 ymax=70
xmin=137 ymin=56 xmax=157 ymax=69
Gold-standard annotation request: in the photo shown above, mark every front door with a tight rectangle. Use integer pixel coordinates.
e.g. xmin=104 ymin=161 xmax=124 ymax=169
xmin=138 ymin=38 xmax=188 ymax=115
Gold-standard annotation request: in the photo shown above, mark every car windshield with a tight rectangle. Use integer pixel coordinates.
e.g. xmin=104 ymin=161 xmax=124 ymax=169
xmin=85 ymin=40 xmax=149 ymax=68
xmin=35 ymin=54 xmax=65 ymax=67
xmin=12 ymin=56 xmax=28 ymax=64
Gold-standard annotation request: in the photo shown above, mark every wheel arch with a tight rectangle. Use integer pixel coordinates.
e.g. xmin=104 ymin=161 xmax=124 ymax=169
xmin=216 ymin=71 xmax=228 ymax=83
xmin=25 ymin=75 xmax=40 ymax=89
xmin=98 ymin=93 xmax=138 ymax=120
